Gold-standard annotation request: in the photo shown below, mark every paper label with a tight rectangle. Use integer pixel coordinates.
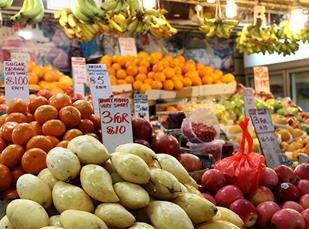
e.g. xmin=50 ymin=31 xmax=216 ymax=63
xmin=134 ymin=93 xmax=149 ymax=120
xmin=87 ymin=64 xmax=112 ymax=116
xmin=249 ymin=108 xmax=283 ymax=168
xmin=4 ymin=61 xmax=29 ymax=103
xmin=10 ymin=52 xmax=31 ymax=62
xmin=254 ymin=67 xmax=270 ymax=93
xmin=99 ymin=97 xmax=133 ymax=153
xmin=118 ymin=37 xmax=137 ymax=56
xmin=72 ymin=57 xmax=87 ymax=96
xmin=243 ymin=87 xmax=255 ymax=117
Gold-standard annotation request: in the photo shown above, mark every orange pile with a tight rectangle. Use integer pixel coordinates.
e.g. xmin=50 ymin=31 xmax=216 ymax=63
xmin=28 ymin=61 xmax=73 ymax=95
xmin=99 ymin=51 xmax=236 ymax=93
xmin=0 ymin=94 xmax=101 ymax=198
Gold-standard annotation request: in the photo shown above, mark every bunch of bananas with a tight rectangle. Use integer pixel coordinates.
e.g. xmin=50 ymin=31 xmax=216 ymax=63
xmin=10 ymin=0 xmax=44 ymax=24
xmin=0 ymin=0 xmax=12 ymax=9
xmin=276 ymin=20 xmax=300 ymax=56
xmin=301 ymin=28 xmax=309 ymax=43
xmin=54 ymin=9 xmax=107 ymax=42
xmin=199 ymin=19 xmax=239 ymax=39
xmin=71 ymin=0 xmax=105 ymax=23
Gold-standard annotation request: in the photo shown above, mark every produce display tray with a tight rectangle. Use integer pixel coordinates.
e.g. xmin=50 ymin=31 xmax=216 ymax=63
xmin=112 ymin=84 xmax=132 ymax=94
xmin=145 ymin=89 xmax=177 ymax=100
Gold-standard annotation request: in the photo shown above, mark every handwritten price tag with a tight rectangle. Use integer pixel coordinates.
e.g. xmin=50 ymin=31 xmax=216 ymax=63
xmin=243 ymin=87 xmax=255 ymax=117
xmin=134 ymin=93 xmax=149 ymax=120
xmin=72 ymin=57 xmax=87 ymax=96
xmin=254 ymin=67 xmax=270 ymax=93
xmin=4 ymin=61 xmax=29 ymax=103
xmin=87 ymin=64 xmax=112 ymax=116
xmin=118 ymin=37 xmax=137 ymax=56
xmin=99 ymin=97 xmax=133 ymax=153
xmin=10 ymin=52 xmax=31 ymax=62
xmin=249 ymin=108 xmax=283 ymax=168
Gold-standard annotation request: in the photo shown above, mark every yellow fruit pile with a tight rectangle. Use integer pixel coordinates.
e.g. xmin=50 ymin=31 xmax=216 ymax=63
xmin=99 ymin=51 xmax=237 ymax=93
xmin=28 ymin=61 xmax=73 ymax=95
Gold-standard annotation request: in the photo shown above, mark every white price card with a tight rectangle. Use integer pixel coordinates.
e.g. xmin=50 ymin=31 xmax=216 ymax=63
xmin=10 ymin=52 xmax=31 ymax=62
xmin=4 ymin=61 xmax=29 ymax=103
xmin=254 ymin=67 xmax=270 ymax=94
xmin=87 ymin=64 xmax=112 ymax=116
xmin=134 ymin=93 xmax=149 ymax=120
xmin=72 ymin=57 xmax=87 ymax=96
xmin=243 ymin=87 xmax=255 ymax=117
xmin=249 ymin=108 xmax=283 ymax=168
xmin=99 ymin=97 xmax=133 ymax=153
xmin=118 ymin=37 xmax=137 ymax=56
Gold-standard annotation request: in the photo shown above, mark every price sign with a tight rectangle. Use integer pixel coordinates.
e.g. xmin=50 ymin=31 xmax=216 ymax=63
xmin=99 ymin=97 xmax=133 ymax=153
xmin=118 ymin=37 xmax=137 ymax=56
xmin=87 ymin=64 xmax=112 ymax=116
xmin=134 ymin=93 xmax=149 ymax=120
xmin=4 ymin=61 xmax=29 ymax=103
xmin=72 ymin=57 xmax=87 ymax=96
xmin=254 ymin=67 xmax=270 ymax=94
xmin=243 ymin=87 xmax=255 ymax=117
xmin=10 ymin=52 xmax=31 ymax=62
xmin=249 ymin=108 xmax=283 ymax=168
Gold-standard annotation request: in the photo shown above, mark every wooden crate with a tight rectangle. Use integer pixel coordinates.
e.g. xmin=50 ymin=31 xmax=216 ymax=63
xmin=145 ymin=89 xmax=176 ymax=100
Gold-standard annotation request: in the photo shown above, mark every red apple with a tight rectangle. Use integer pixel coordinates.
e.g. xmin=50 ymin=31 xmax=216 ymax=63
xmin=301 ymin=209 xmax=309 ymax=229
xmin=282 ymin=201 xmax=304 ymax=213
xmin=256 ymin=201 xmax=280 ymax=227
xmin=278 ymin=182 xmax=300 ymax=202
xmin=215 ymin=185 xmax=244 ymax=208
xmin=178 ymin=153 xmax=202 ymax=172
xmin=271 ymin=209 xmax=305 ymax=229
xmin=151 ymin=132 xmax=180 ymax=158
xmin=201 ymin=169 xmax=227 ymax=193
xmin=260 ymin=167 xmax=279 ymax=188
xmin=202 ymin=193 xmax=216 ymax=205
xmin=230 ymin=199 xmax=258 ymax=228
xmin=298 ymin=180 xmax=309 ymax=195
xmin=300 ymin=194 xmax=309 ymax=209
xmin=132 ymin=117 xmax=153 ymax=141
xmin=275 ymin=165 xmax=298 ymax=184
xmin=249 ymin=186 xmax=275 ymax=206
xmin=295 ymin=164 xmax=309 ymax=181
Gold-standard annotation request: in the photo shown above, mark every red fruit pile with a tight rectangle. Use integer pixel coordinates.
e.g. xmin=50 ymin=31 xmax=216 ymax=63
xmin=191 ymin=123 xmax=217 ymax=143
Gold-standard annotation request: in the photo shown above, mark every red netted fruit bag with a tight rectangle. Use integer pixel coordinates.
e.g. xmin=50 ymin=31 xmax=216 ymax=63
xmin=215 ymin=118 xmax=266 ymax=193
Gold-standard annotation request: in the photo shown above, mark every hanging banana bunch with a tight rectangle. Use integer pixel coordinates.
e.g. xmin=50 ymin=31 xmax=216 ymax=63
xmin=71 ymin=0 xmax=106 ymax=23
xmin=301 ymin=28 xmax=309 ymax=43
xmin=0 ymin=0 xmax=13 ymax=9
xmin=10 ymin=0 xmax=44 ymax=24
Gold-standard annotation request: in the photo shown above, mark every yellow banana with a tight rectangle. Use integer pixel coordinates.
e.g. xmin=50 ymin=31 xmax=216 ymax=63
xmin=113 ymin=13 xmax=126 ymax=25
xmin=68 ymin=14 xmax=77 ymax=28
xmin=109 ymin=19 xmax=124 ymax=32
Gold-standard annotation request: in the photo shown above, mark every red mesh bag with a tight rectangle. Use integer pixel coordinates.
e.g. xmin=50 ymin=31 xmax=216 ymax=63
xmin=215 ymin=118 xmax=266 ymax=193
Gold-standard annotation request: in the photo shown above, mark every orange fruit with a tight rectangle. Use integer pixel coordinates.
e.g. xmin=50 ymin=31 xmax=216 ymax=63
xmin=183 ymin=77 xmax=192 ymax=87
xmin=11 ymin=166 xmax=25 ymax=184
xmin=150 ymin=51 xmax=163 ymax=64
xmin=139 ymin=59 xmax=150 ymax=68
xmin=182 ymin=62 xmax=196 ymax=74
xmin=192 ymin=77 xmax=202 ymax=86
xmin=202 ymin=76 xmax=213 ymax=84
xmin=42 ymin=119 xmax=66 ymax=137
xmin=57 ymin=140 xmax=69 ymax=148
xmin=125 ymin=76 xmax=134 ymax=84
xmin=28 ymin=95 xmax=48 ymax=113
xmin=59 ymin=106 xmax=81 ymax=128
xmin=127 ymin=65 xmax=138 ymax=76
xmin=63 ymin=129 xmax=83 ymax=141
xmin=49 ymin=93 xmax=72 ymax=110
xmin=163 ymin=68 xmax=175 ymax=79
xmin=148 ymin=72 xmax=155 ymax=79
xmin=5 ymin=113 xmax=28 ymax=123
xmin=0 ymin=114 xmax=7 ymax=126
xmin=136 ymin=73 xmax=147 ymax=82
xmin=0 ymin=122 xmax=18 ymax=142
xmin=0 ymin=137 xmax=7 ymax=152
xmin=107 ymin=67 xmax=116 ymax=76
xmin=21 ymin=148 xmax=47 ymax=174
xmin=185 ymin=71 xmax=199 ymax=79
xmin=166 ymin=106 xmax=178 ymax=112
xmin=100 ymin=55 xmax=112 ymax=67
xmin=138 ymin=66 xmax=148 ymax=74
xmin=26 ymin=113 xmax=34 ymax=122
xmin=44 ymin=71 xmax=57 ymax=82
xmin=11 ymin=123 xmax=34 ymax=145
xmin=6 ymin=98 xmax=28 ymax=114
xmin=58 ymin=76 xmax=73 ymax=90
xmin=78 ymin=119 xmax=95 ymax=134
xmin=212 ymin=69 xmax=223 ymax=82
xmin=50 ymin=87 xmax=64 ymax=96
xmin=29 ymin=121 xmax=42 ymax=135
xmin=152 ymin=62 xmax=164 ymax=72
xmin=137 ymin=51 xmax=149 ymax=59
xmin=116 ymin=69 xmax=127 ymax=79
xmin=133 ymin=81 xmax=143 ymax=90
xmin=154 ymin=72 xmax=166 ymax=82
xmin=112 ymin=63 xmax=121 ymax=71
xmin=151 ymin=80 xmax=163 ymax=89
xmin=163 ymin=80 xmax=174 ymax=90
xmin=89 ymin=114 xmax=101 ymax=131
xmin=73 ymin=100 xmax=94 ymax=119
xmin=176 ymin=55 xmax=186 ymax=63
xmin=0 ymin=144 xmax=24 ymax=168
xmin=26 ymin=135 xmax=53 ymax=152
xmin=174 ymin=80 xmax=184 ymax=90
xmin=34 ymin=105 xmax=58 ymax=123
xmin=196 ymin=63 xmax=204 ymax=71
xmin=0 ymin=164 xmax=12 ymax=191
xmin=199 ymin=66 xmax=213 ymax=77
xmin=45 ymin=135 xmax=60 ymax=147
xmin=117 ymin=79 xmax=127 ymax=85
xmin=140 ymin=84 xmax=152 ymax=93
xmin=144 ymin=78 xmax=153 ymax=85
xmin=28 ymin=72 xmax=39 ymax=84
xmin=110 ymin=77 xmax=117 ymax=85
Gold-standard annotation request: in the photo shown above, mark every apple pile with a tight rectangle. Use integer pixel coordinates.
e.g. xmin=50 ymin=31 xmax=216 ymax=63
xmin=200 ymin=163 xmax=309 ymax=228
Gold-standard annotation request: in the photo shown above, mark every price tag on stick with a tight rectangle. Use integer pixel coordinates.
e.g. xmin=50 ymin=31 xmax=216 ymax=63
xmin=249 ymin=108 xmax=283 ymax=168
xmin=99 ymin=97 xmax=133 ymax=153
xmin=10 ymin=52 xmax=31 ymax=62
xmin=118 ymin=37 xmax=137 ymax=56
xmin=87 ymin=64 xmax=112 ymax=116
xmin=134 ymin=93 xmax=149 ymax=120
xmin=72 ymin=57 xmax=87 ymax=96
xmin=254 ymin=67 xmax=270 ymax=94
xmin=243 ymin=87 xmax=255 ymax=117
xmin=3 ymin=61 xmax=29 ymax=103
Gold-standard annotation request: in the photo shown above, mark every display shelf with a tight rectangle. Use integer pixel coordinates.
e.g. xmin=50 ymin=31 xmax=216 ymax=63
xmin=145 ymin=89 xmax=177 ymax=100
xmin=111 ymin=84 xmax=132 ymax=94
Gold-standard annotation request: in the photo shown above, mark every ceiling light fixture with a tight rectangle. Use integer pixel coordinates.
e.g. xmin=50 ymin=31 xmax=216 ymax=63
xmin=207 ymin=0 xmax=216 ymax=4
xmin=143 ymin=0 xmax=156 ymax=10
xmin=226 ymin=0 xmax=237 ymax=19
xmin=290 ymin=5 xmax=307 ymax=33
